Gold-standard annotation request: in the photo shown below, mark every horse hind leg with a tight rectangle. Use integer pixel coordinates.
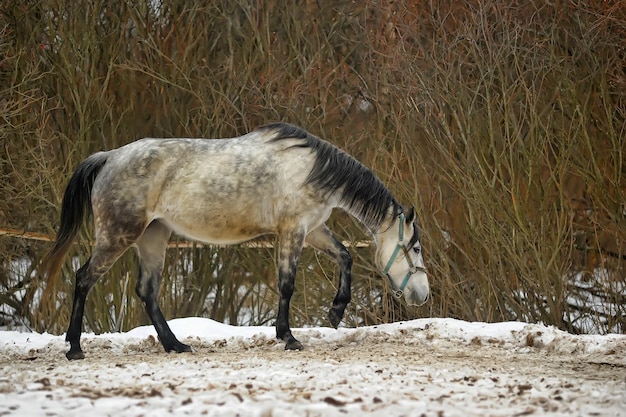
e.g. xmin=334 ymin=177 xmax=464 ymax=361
xmin=135 ymin=220 xmax=191 ymax=354
xmin=65 ymin=258 xmax=94 ymax=360
xmin=66 ymin=243 xmax=130 ymax=360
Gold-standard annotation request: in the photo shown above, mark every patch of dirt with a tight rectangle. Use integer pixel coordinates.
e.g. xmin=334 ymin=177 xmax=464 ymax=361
xmin=1 ymin=330 xmax=625 ymax=417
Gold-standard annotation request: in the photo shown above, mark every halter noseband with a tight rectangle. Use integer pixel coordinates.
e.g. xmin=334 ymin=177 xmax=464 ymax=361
xmin=382 ymin=212 xmax=427 ymax=298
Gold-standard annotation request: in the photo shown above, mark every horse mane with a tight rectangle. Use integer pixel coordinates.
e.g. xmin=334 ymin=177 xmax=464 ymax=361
xmin=260 ymin=122 xmax=401 ymax=230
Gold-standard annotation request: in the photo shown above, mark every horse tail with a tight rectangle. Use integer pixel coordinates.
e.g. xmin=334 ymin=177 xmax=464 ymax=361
xmin=44 ymin=152 xmax=109 ymax=287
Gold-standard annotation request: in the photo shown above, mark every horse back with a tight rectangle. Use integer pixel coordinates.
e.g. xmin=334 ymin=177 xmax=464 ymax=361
xmin=89 ymin=134 xmax=333 ymax=244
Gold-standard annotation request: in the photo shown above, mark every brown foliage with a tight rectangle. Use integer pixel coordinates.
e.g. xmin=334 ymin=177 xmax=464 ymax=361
xmin=1 ymin=0 xmax=624 ymax=334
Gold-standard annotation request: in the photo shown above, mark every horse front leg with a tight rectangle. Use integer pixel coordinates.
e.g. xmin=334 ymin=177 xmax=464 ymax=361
xmin=135 ymin=220 xmax=191 ymax=354
xmin=136 ymin=265 xmax=191 ymax=353
xmin=305 ymin=225 xmax=353 ymax=328
xmin=276 ymin=227 xmax=306 ymax=350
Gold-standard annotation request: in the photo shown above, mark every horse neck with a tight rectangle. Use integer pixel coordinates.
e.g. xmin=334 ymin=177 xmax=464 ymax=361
xmin=366 ymin=205 xmax=402 ymax=272
xmin=375 ymin=211 xmax=400 ymax=239
xmin=341 ymin=202 xmax=399 ymax=238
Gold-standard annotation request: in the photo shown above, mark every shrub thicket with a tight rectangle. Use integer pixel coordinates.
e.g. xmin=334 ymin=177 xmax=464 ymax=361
xmin=1 ymin=0 xmax=624 ymax=334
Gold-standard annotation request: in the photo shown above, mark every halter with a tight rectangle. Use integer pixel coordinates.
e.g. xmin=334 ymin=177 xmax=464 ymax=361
xmin=382 ymin=212 xmax=427 ymax=298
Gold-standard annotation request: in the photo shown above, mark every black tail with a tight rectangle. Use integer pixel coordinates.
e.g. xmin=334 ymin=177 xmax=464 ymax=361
xmin=44 ymin=152 xmax=109 ymax=284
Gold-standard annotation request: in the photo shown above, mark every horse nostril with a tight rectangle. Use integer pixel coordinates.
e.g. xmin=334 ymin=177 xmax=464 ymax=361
xmin=407 ymin=287 xmax=429 ymax=307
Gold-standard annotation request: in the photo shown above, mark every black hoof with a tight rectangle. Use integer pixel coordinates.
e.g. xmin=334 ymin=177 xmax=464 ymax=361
xmin=285 ymin=339 xmax=304 ymax=351
xmin=279 ymin=331 xmax=303 ymax=350
xmin=328 ymin=308 xmax=343 ymax=328
xmin=280 ymin=332 xmax=304 ymax=350
xmin=66 ymin=349 xmax=85 ymax=360
xmin=165 ymin=341 xmax=193 ymax=353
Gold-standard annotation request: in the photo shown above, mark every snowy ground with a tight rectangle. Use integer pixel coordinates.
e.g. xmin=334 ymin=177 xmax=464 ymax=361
xmin=1 ymin=318 xmax=624 ymax=417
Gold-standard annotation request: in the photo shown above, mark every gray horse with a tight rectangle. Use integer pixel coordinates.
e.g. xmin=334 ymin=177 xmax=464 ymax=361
xmin=45 ymin=123 xmax=429 ymax=360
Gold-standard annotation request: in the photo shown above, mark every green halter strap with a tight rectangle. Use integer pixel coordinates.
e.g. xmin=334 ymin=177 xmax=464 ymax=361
xmin=382 ymin=212 xmax=426 ymax=298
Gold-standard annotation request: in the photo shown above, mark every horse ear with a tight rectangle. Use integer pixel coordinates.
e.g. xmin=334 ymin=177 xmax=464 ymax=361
xmin=405 ymin=206 xmax=415 ymax=223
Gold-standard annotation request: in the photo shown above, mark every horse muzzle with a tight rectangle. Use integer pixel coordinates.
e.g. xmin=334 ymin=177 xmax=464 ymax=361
xmin=402 ymin=270 xmax=430 ymax=306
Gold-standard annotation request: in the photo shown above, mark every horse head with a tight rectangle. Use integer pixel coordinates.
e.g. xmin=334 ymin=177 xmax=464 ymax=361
xmin=374 ymin=207 xmax=429 ymax=306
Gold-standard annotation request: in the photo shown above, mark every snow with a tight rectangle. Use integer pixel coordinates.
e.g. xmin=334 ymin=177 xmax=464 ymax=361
xmin=1 ymin=318 xmax=625 ymax=416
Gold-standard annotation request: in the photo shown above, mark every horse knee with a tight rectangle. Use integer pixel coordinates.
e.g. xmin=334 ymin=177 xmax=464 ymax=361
xmin=339 ymin=248 xmax=352 ymax=270
xmin=75 ymin=261 xmax=99 ymax=296
xmin=337 ymin=248 xmax=352 ymax=291
xmin=135 ymin=265 xmax=158 ymax=302
xmin=135 ymin=282 xmax=147 ymax=302
xmin=279 ymin=278 xmax=294 ymax=299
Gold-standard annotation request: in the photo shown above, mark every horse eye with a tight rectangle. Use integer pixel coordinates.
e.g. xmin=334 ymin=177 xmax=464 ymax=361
xmin=413 ymin=246 xmax=421 ymax=254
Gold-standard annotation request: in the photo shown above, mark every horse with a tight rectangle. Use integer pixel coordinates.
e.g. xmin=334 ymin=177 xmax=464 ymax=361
xmin=44 ymin=122 xmax=429 ymax=360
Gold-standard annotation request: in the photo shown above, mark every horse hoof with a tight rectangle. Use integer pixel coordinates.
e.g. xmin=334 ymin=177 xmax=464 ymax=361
xmin=328 ymin=308 xmax=343 ymax=329
xmin=278 ymin=330 xmax=303 ymax=350
xmin=66 ymin=349 xmax=85 ymax=360
xmin=285 ymin=339 xmax=304 ymax=351
xmin=178 ymin=343 xmax=193 ymax=353
xmin=166 ymin=342 xmax=193 ymax=353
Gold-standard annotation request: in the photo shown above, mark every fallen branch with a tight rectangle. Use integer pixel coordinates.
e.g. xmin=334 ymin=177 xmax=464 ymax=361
xmin=0 ymin=227 xmax=371 ymax=249
xmin=0 ymin=228 xmax=52 ymax=242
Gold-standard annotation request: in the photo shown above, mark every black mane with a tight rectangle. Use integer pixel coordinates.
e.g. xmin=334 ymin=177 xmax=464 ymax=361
xmin=260 ymin=122 xmax=401 ymax=230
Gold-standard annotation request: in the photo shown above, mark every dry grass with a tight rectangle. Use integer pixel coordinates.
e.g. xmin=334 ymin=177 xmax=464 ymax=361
xmin=1 ymin=0 xmax=624 ymax=334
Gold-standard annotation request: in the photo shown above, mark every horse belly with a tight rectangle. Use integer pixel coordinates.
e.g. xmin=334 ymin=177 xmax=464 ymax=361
xmin=169 ymin=223 xmax=268 ymax=245
xmin=152 ymin=196 xmax=278 ymax=245
xmin=153 ymin=191 xmax=331 ymax=246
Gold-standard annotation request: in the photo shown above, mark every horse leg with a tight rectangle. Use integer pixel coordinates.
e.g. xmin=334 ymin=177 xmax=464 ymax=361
xmin=65 ymin=258 xmax=94 ymax=360
xmin=135 ymin=220 xmax=191 ymax=354
xmin=305 ymin=225 xmax=353 ymax=328
xmin=66 ymin=244 xmax=129 ymax=360
xmin=276 ymin=227 xmax=306 ymax=350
